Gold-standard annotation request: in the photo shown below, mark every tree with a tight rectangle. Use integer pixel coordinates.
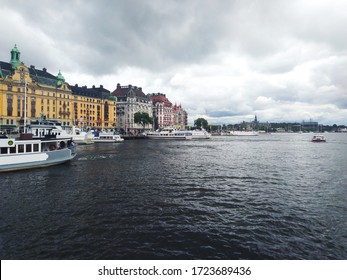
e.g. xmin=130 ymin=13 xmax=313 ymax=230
xmin=134 ymin=112 xmax=153 ymax=130
xmin=194 ymin=118 xmax=208 ymax=129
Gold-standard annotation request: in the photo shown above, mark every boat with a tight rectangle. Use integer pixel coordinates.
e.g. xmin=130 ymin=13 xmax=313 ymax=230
xmin=146 ymin=128 xmax=193 ymax=140
xmin=0 ymin=133 xmax=77 ymax=172
xmin=221 ymin=130 xmax=259 ymax=136
xmin=189 ymin=128 xmax=211 ymax=139
xmin=312 ymin=134 xmax=326 ymax=142
xmin=28 ymin=120 xmax=71 ymax=139
xmin=67 ymin=127 xmax=94 ymax=145
xmin=93 ymin=131 xmax=124 ymax=143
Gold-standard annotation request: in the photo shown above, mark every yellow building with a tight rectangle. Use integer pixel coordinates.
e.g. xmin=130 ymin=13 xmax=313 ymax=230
xmin=0 ymin=45 xmax=116 ymax=132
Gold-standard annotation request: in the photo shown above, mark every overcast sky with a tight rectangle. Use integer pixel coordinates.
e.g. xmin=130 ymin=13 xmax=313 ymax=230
xmin=1 ymin=0 xmax=347 ymax=125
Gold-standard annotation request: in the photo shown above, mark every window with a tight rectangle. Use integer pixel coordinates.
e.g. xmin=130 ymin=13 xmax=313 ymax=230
xmin=33 ymin=144 xmax=39 ymax=152
xmin=1 ymin=147 xmax=8 ymax=154
xmin=26 ymin=144 xmax=32 ymax=152
xmin=18 ymin=144 xmax=24 ymax=153
xmin=7 ymin=94 xmax=13 ymax=116
xmin=10 ymin=147 xmax=16 ymax=154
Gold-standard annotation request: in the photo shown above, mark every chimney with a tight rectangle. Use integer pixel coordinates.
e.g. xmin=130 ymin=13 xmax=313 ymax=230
xmin=43 ymin=68 xmax=47 ymax=72
xmin=30 ymin=65 xmax=35 ymax=69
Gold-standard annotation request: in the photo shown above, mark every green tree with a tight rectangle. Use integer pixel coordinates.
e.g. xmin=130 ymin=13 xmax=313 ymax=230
xmin=194 ymin=118 xmax=208 ymax=129
xmin=134 ymin=112 xmax=153 ymax=129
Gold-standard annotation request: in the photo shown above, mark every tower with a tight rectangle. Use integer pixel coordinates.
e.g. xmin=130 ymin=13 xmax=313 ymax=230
xmin=56 ymin=70 xmax=65 ymax=87
xmin=10 ymin=44 xmax=22 ymax=69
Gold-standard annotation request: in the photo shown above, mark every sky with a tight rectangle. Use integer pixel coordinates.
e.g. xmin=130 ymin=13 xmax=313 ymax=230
xmin=1 ymin=0 xmax=347 ymax=125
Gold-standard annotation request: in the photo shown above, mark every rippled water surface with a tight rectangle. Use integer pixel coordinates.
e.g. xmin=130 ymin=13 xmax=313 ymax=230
xmin=1 ymin=133 xmax=347 ymax=259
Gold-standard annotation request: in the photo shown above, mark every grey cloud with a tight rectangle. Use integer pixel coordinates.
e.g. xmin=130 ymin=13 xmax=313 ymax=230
xmin=1 ymin=0 xmax=347 ymax=124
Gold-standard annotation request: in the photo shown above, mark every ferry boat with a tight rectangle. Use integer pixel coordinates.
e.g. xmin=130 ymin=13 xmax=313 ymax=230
xmin=189 ymin=128 xmax=211 ymax=139
xmin=311 ymin=134 xmax=326 ymax=142
xmin=29 ymin=119 xmax=71 ymax=139
xmin=93 ymin=131 xmax=124 ymax=143
xmin=67 ymin=127 xmax=94 ymax=145
xmin=0 ymin=133 xmax=77 ymax=172
xmin=221 ymin=130 xmax=259 ymax=136
xmin=29 ymin=119 xmax=95 ymax=144
xmin=146 ymin=128 xmax=193 ymax=140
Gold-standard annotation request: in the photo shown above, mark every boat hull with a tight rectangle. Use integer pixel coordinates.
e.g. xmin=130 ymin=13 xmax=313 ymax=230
xmin=0 ymin=149 xmax=76 ymax=172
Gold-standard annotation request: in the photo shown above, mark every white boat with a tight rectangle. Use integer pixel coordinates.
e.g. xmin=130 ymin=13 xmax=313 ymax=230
xmin=28 ymin=120 xmax=71 ymax=139
xmin=146 ymin=128 xmax=193 ymax=140
xmin=221 ymin=130 xmax=259 ymax=136
xmin=312 ymin=134 xmax=326 ymax=142
xmin=93 ymin=131 xmax=124 ymax=143
xmin=189 ymin=128 xmax=211 ymax=139
xmin=67 ymin=127 xmax=94 ymax=145
xmin=0 ymin=133 xmax=77 ymax=172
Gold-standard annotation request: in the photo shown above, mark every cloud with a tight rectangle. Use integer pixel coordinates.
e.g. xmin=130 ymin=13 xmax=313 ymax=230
xmin=1 ymin=0 xmax=347 ymax=125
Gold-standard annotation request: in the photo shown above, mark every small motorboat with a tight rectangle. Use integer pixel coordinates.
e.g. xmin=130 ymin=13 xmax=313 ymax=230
xmin=312 ymin=134 xmax=326 ymax=142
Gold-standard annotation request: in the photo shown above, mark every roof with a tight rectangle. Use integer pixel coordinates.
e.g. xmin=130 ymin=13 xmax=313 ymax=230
xmin=111 ymin=83 xmax=148 ymax=99
xmin=69 ymin=84 xmax=111 ymax=99
xmin=150 ymin=93 xmax=172 ymax=107
xmin=28 ymin=66 xmax=58 ymax=87
xmin=0 ymin=61 xmax=14 ymax=78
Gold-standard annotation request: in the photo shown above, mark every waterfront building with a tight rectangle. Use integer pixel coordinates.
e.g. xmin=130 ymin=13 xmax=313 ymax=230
xmin=0 ymin=45 xmax=117 ymax=132
xmin=112 ymin=83 xmax=153 ymax=133
xmin=149 ymin=93 xmax=174 ymax=129
xmin=69 ymin=84 xmax=116 ymax=130
xmin=0 ymin=45 xmax=73 ymax=132
xmin=173 ymin=103 xmax=188 ymax=130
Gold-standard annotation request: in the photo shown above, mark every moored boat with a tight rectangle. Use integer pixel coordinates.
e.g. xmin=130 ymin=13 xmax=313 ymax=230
xmin=146 ymin=128 xmax=193 ymax=140
xmin=0 ymin=134 xmax=76 ymax=172
xmin=189 ymin=128 xmax=211 ymax=139
xmin=93 ymin=131 xmax=124 ymax=143
xmin=67 ymin=127 xmax=94 ymax=145
xmin=221 ymin=130 xmax=259 ymax=136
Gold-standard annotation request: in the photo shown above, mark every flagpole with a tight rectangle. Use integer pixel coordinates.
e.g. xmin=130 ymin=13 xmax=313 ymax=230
xmin=24 ymin=79 xmax=27 ymax=133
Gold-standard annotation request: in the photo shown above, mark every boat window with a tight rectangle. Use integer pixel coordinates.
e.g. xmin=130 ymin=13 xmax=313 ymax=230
xmin=10 ymin=146 xmax=16 ymax=154
xmin=1 ymin=147 xmax=8 ymax=154
xmin=18 ymin=144 xmax=25 ymax=153
xmin=33 ymin=144 xmax=39 ymax=152
xmin=26 ymin=144 xmax=32 ymax=152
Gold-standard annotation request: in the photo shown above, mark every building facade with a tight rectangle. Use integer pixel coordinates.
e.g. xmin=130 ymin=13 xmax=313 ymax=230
xmin=0 ymin=45 xmax=116 ymax=132
xmin=173 ymin=104 xmax=188 ymax=130
xmin=112 ymin=83 xmax=153 ymax=133
xmin=150 ymin=93 xmax=174 ymax=129
xmin=0 ymin=45 xmax=73 ymax=132
xmin=69 ymin=84 xmax=116 ymax=130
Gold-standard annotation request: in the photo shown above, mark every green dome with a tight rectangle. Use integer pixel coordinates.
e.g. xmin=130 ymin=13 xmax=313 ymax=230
xmin=11 ymin=44 xmax=19 ymax=53
xmin=56 ymin=70 xmax=65 ymax=87
xmin=10 ymin=44 xmax=21 ymax=69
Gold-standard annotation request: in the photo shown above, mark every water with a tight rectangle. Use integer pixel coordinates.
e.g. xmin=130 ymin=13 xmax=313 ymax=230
xmin=1 ymin=133 xmax=346 ymax=259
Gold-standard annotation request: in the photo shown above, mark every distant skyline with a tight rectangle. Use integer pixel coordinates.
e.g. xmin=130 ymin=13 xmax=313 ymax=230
xmin=1 ymin=0 xmax=347 ymax=125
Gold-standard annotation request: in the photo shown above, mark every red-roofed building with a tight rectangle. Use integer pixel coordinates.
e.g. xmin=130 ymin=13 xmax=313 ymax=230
xmin=173 ymin=104 xmax=188 ymax=130
xmin=149 ymin=93 xmax=174 ymax=129
xmin=111 ymin=83 xmax=153 ymax=133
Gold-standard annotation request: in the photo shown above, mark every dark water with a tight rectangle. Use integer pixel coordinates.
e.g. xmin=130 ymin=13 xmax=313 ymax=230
xmin=1 ymin=133 xmax=346 ymax=259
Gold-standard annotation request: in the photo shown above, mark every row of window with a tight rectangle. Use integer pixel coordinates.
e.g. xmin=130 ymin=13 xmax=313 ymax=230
xmin=0 ymin=143 xmax=40 ymax=155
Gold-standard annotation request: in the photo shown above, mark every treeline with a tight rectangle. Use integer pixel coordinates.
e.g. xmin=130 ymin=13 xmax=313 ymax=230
xmin=191 ymin=118 xmax=346 ymax=132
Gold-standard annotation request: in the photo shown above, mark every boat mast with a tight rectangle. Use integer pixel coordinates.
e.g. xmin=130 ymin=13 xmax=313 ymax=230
xmin=24 ymin=79 xmax=27 ymax=133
